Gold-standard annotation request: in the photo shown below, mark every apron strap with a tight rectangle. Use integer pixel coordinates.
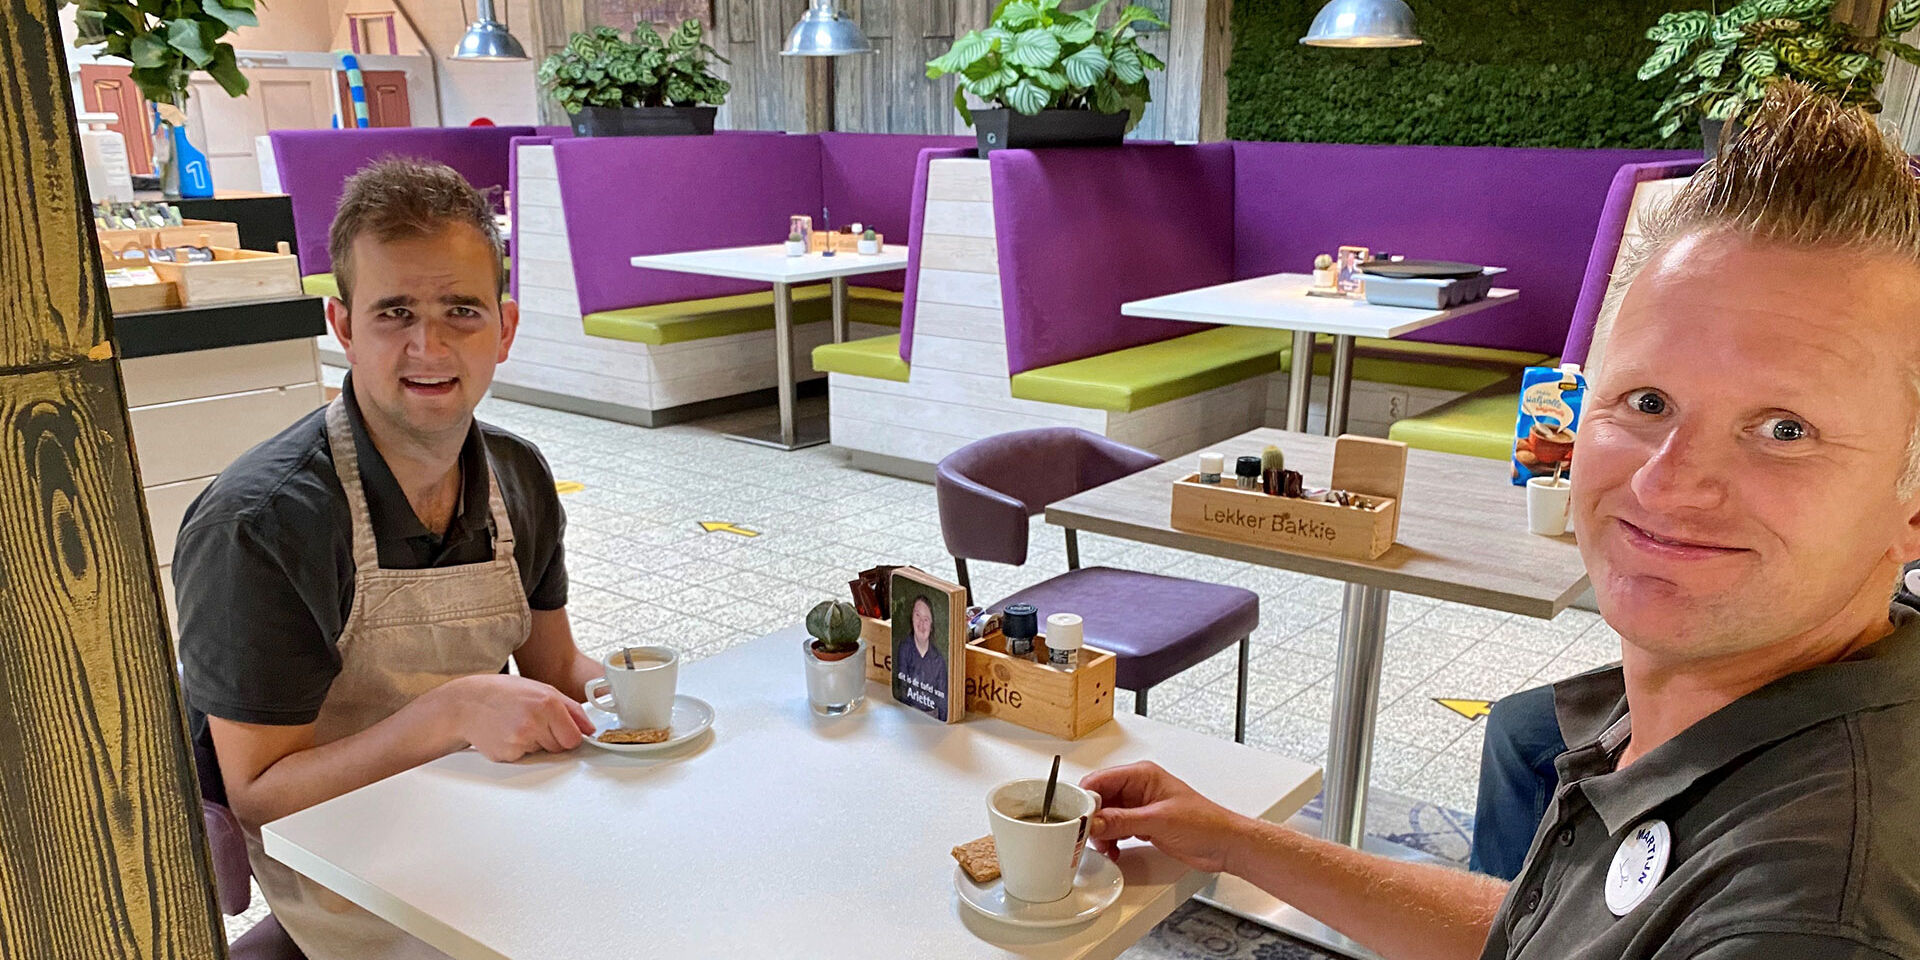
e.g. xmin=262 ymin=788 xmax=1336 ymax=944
xmin=323 ymin=398 xmax=381 ymax=572
xmin=483 ymin=454 xmax=517 ymax=562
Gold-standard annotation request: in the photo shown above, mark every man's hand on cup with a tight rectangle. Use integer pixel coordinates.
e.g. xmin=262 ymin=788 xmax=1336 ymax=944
xmin=1079 ymin=761 xmax=1246 ymax=873
xmin=447 ymin=674 xmax=595 ymax=761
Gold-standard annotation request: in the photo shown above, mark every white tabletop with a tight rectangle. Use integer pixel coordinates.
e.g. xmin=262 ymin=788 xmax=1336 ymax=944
xmin=263 ymin=627 xmax=1321 ymax=960
xmin=1122 ymin=272 xmax=1519 ymax=340
xmin=630 ymin=243 xmax=911 ymax=284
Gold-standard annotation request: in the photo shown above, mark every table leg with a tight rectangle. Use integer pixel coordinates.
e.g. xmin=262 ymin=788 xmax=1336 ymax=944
xmin=1326 ymin=334 xmax=1356 ymax=437
xmin=722 ymin=280 xmax=830 ymax=450
xmin=1286 ymin=329 xmax=1315 ymax=433
xmin=1322 ymin=581 xmax=1390 ymax=848
xmin=831 ymin=275 xmax=849 ymax=344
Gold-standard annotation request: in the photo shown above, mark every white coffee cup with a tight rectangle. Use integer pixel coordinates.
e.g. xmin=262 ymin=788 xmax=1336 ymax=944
xmin=1527 ymin=477 xmax=1573 ymax=536
xmin=986 ymin=778 xmax=1100 ymax=903
xmin=584 ymin=645 xmax=678 ymax=730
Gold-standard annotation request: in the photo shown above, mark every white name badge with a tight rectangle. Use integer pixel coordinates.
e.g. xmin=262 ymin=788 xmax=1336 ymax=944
xmin=1606 ymin=819 xmax=1671 ymax=917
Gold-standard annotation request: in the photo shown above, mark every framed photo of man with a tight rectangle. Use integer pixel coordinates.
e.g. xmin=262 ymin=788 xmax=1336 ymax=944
xmin=889 ymin=568 xmax=967 ymax=724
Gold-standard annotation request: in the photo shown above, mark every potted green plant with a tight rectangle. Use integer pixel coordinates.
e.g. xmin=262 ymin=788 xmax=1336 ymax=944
xmin=803 ymin=599 xmax=867 ymax=716
xmin=927 ymin=0 xmax=1166 ymax=154
xmin=1638 ymin=0 xmax=1920 ymax=156
xmin=538 ymin=19 xmax=731 ymax=137
xmin=62 ymin=0 xmax=254 ymax=198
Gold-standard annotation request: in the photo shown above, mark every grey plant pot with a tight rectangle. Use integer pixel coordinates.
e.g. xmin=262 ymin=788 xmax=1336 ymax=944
xmin=569 ymin=105 xmax=718 ymax=137
xmin=1700 ymin=115 xmax=1745 ymax=160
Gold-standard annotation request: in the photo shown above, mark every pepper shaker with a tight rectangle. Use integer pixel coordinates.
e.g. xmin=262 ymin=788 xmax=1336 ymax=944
xmin=1002 ymin=603 xmax=1039 ymax=659
xmin=1236 ymin=456 xmax=1262 ymax=491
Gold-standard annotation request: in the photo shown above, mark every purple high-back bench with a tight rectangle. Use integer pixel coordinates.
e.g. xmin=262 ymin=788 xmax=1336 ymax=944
xmin=270 ymin=126 xmax=537 ymax=274
xmin=991 ymin=144 xmax=1237 ymax=375
xmin=1560 ymin=158 xmax=1704 ymax=366
xmin=1230 ymin=142 xmax=1696 ymax=355
xmin=554 ymin=134 xmax=826 ymax=315
xmin=898 ymin=145 xmax=978 ymax=362
xmin=818 ymin=132 xmax=972 ymax=293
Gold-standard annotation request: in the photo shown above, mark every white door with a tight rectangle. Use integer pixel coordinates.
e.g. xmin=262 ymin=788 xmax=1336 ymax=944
xmin=186 ymin=67 xmax=333 ymax=192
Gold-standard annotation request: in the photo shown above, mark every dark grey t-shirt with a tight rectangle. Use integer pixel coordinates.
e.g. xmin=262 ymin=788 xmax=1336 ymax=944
xmin=1481 ymin=606 xmax=1920 ymax=960
xmin=173 ymin=380 xmax=566 ymax=800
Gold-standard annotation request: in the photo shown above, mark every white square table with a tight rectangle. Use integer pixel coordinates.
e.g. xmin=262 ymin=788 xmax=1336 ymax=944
xmin=1122 ymin=272 xmax=1518 ymax=436
xmin=263 ymin=626 xmax=1322 ymax=960
xmin=630 ymin=243 xmax=912 ymax=450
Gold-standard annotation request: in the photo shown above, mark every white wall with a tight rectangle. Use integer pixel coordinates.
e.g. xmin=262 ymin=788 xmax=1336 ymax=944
xmin=393 ymin=0 xmax=540 ymax=125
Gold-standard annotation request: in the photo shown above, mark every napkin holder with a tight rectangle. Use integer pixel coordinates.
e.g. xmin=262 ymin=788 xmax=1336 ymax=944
xmin=861 ymin=615 xmax=1117 ymax=739
xmin=1169 ymin=435 xmax=1408 ymax=561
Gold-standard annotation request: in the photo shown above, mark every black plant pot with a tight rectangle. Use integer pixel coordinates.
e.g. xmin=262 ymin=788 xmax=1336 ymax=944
xmin=569 ymin=105 xmax=718 ymax=137
xmin=973 ymin=108 xmax=1128 ymax=155
xmin=1699 ymin=115 xmax=1744 ymax=160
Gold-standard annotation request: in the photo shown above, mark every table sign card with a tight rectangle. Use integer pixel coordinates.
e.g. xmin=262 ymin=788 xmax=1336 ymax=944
xmin=890 ymin=568 xmax=968 ymax=724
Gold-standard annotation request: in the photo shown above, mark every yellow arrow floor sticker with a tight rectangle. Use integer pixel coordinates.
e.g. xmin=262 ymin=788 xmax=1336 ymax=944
xmin=1433 ymin=698 xmax=1494 ymax=721
xmin=554 ymin=481 xmax=585 ymax=494
xmin=699 ymin=521 xmax=760 ymax=538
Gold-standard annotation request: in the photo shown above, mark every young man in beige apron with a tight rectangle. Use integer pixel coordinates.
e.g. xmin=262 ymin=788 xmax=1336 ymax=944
xmin=173 ymin=160 xmax=605 ymax=959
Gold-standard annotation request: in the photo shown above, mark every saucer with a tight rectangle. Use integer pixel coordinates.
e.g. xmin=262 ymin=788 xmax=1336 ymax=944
xmin=580 ymin=695 xmax=713 ymax=753
xmin=954 ymin=850 xmax=1124 ymax=928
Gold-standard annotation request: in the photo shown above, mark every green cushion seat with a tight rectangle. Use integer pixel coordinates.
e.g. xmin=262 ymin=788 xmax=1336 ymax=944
xmin=1009 ymin=327 xmax=1295 ymax=413
xmin=1283 ymin=336 xmax=1551 ymax=394
xmin=1387 ymin=376 xmax=1523 ymax=461
xmin=302 ymin=273 xmax=340 ymax=299
xmin=811 ymin=334 xmax=911 ymax=383
xmin=583 ymin=286 xmax=902 ymax=346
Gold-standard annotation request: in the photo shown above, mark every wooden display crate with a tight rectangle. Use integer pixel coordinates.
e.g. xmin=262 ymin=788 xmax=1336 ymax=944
xmin=808 ymin=230 xmax=883 ymax=254
xmin=860 ymin=614 xmax=1117 ymax=739
xmin=146 ymin=242 xmax=301 ymax=306
xmin=97 ymin=219 xmax=241 ymax=253
xmin=1169 ymin=435 xmax=1409 ymax=561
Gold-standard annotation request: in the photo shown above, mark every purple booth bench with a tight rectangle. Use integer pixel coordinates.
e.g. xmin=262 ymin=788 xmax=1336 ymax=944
xmin=269 ymin=125 xmax=563 ymax=301
xmin=812 ymin=141 xmax=1694 ymax=476
xmin=1386 ymin=157 xmax=1704 ymax=460
xmin=492 ymin=131 xmax=971 ymax=426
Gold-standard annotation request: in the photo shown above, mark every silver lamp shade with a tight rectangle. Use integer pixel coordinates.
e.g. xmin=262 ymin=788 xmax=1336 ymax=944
xmin=452 ymin=0 xmax=529 ymax=61
xmin=781 ymin=0 xmax=874 ymax=57
xmin=1300 ymin=0 xmax=1422 ymax=48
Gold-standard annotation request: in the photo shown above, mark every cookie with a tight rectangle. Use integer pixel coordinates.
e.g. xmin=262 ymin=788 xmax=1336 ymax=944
xmin=597 ymin=726 xmax=670 ymax=744
xmin=951 ymin=834 xmax=1000 ymax=884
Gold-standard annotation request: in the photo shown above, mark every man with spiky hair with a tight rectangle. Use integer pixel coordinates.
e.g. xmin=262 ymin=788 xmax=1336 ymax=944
xmin=1082 ymin=84 xmax=1920 ymax=960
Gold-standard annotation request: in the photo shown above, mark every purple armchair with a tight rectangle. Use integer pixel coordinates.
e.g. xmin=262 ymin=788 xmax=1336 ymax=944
xmin=204 ymin=800 xmax=307 ymax=959
xmin=936 ymin=428 xmax=1260 ymax=740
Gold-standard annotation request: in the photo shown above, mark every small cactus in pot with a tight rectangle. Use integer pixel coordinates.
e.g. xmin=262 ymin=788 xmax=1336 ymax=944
xmin=807 ymin=600 xmax=863 ymax=661
xmin=857 ymin=227 xmax=880 ymax=254
xmin=804 ymin=600 xmax=868 ymax=716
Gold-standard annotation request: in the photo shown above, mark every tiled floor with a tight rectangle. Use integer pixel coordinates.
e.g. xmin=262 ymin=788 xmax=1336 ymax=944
xmin=225 ymin=386 xmax=1621 ymax=952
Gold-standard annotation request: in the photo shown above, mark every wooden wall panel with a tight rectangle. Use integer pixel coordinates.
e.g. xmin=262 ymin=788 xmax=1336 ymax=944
xmin=533 ymin=0 xmax=1221 ymax=137
xmin=0 ymin=2 xmax=226 ymax=959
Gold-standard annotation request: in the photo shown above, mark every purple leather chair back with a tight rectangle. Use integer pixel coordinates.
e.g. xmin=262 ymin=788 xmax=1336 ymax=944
xmin=1560 ymin=158 xmax=1704 ymax=367
xmin=554 ymin=134 xmax=825 ymax=314
xmin=936 ymin=428 xmax=1160 ymax=565
xmin=900 ymin=145 xmax=979 ymax=362
xmin=270 ymin=126 xmax=536 ymax=273
xmin=1230 ymin=142 xmax=1698 ymax=355
xmin=819 ymin=133 xmax=974 ymax=293
xmin=991 ymin=144 xmax=1237 ymax=375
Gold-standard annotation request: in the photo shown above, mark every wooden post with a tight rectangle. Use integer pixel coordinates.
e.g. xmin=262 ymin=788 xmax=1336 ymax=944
xmin=1831 ymin=0 xmax=1888 ymax=36
xmin=1197 ymin=0 xmax=1231 ymax=142
xmin=805 ymin=54 xmax=836 ymax=132
xmin=0 ymin=2 xmax=226 ymax=959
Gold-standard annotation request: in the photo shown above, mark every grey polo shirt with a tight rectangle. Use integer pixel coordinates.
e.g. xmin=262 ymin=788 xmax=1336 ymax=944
xmin=1480 ymin=605 xmax=1920 ymax=960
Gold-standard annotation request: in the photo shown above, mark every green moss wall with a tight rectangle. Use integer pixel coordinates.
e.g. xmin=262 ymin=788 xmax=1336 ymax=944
xmin=1227 ymin=0 xmax=1700 ymax=148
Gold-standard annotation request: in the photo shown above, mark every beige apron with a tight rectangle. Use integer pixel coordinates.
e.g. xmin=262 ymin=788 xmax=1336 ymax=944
xmin=245 ymin=398 xmax=532 ymax=960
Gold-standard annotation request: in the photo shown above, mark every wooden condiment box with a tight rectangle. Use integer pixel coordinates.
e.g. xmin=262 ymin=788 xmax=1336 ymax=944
xmin=809 ymin=230 xmax=883 ymax=254
xmin=860 ymin=615 xmax=1117 ymax=739
xmin=145 ymin=242 xmax=301 ymax=306
xmin=1169 ymin=435 xmax=1409 ymax=561
xmin=97 ymin=219 xmax=241 ymax=252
